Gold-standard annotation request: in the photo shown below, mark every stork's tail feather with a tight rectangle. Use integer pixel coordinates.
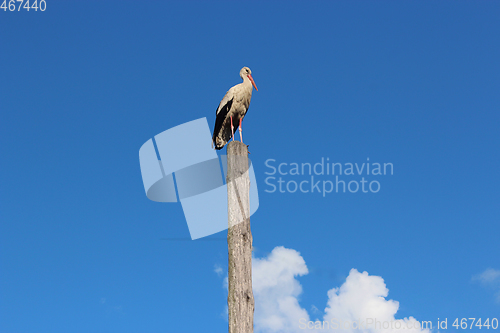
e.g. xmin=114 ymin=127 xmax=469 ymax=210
xmin=214 ymin=137 xmax=227 ymax=150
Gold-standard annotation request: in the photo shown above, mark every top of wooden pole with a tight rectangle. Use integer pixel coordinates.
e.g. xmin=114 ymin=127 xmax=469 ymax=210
xmin=226 ymin=141 xmax=250 ymax=228
xmin=227 ymin=141 xmax=249 ymax=156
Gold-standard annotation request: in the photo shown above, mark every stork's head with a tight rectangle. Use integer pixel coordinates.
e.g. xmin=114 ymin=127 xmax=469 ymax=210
xmin=240 ymin=67 xmax=258 ymax=91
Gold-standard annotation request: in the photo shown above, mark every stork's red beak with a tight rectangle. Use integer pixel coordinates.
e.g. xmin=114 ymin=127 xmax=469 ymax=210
xmin=248 ymin=74 xmax=258 ymax=91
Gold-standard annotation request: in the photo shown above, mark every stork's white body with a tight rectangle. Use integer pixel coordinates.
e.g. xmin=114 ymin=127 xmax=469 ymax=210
xmin=212 ymin=67 xmax=257 ymax=150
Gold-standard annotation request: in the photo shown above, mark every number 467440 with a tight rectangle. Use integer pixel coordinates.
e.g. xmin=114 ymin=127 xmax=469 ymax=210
xmin=1 ymin=0 xmax=47 ymax=11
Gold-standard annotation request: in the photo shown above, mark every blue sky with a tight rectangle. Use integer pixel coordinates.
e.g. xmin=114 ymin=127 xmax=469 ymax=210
xmin=1 ymin=1 xmax=499 ymax=332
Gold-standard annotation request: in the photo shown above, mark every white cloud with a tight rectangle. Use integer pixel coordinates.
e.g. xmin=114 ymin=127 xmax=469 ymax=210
xmin=310 ymin=305 xmax=321 ymax=314
xmin=214 ymin=264 xmax=224 ymax=277
xmin=323 ymin=269 xmax=429 ymax=333
xmin=473 ymin=268 xmax=500 ymax=302
xmin=252 ymin=246 xmax=310 ymax=333
xmin=473 ymin=268 xmax=500 ymax=285
xmin=219 ymin=246 xmax=430 ymax=333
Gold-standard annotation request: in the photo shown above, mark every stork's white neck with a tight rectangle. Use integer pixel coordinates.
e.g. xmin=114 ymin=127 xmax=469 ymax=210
xmin=242 ymin=75 xmax=252 ymax=87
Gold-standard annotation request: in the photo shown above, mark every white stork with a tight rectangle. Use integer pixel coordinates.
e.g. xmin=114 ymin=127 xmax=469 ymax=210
xmin=212 ymin=67 xmax=258 ymax=150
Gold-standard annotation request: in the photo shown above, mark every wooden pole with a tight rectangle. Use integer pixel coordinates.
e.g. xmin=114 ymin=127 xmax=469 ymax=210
xmin=227 ymin=141 xmax=254 ymax=333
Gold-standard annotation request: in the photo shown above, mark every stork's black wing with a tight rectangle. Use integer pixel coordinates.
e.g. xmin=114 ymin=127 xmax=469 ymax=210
xmin=212 ymin=97 xmax=233 ymax=145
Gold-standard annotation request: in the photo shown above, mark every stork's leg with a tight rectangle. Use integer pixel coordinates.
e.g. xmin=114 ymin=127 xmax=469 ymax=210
xmin=230 ymin=116 xmax=235 ymax=141
xmin=239 ymin=118 xmax=243 ymax=143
